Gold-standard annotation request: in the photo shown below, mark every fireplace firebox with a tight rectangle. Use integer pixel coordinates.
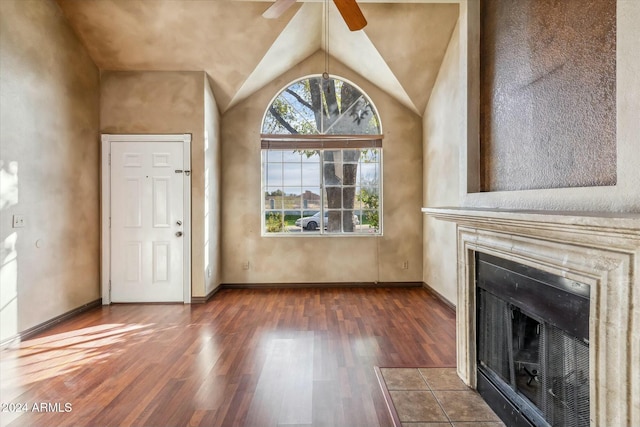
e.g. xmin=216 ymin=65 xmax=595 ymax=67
xmin=475 ymin=253 xmax=590 ymax=427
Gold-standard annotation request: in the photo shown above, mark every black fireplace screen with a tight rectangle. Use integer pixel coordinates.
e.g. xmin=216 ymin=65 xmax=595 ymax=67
xmin=476 ymin=253 xmax=590 ymax=427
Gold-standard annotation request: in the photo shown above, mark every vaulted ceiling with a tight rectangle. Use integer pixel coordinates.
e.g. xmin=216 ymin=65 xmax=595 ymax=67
xmin=55 ymin=0 xmax=459 ymax=115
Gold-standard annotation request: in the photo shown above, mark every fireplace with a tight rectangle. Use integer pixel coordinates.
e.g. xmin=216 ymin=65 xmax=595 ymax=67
xmin=422 ymin=207 xmax=640 ymax=426
xmin=475 ymin=252 xmax=590 ymax=427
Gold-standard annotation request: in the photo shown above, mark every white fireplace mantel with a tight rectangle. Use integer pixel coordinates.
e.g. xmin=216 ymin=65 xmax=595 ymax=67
xmin=422 ymin=207 xmax=640 ymax=427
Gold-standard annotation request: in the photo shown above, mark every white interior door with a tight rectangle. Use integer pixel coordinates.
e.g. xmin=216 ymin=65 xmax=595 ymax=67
xmin=109 ymin=139 xmax=186 ymax=302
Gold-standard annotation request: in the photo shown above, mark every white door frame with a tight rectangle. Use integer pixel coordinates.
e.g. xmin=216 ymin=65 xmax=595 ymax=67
xmin=101 ymin=134 xmax=192 ymax=304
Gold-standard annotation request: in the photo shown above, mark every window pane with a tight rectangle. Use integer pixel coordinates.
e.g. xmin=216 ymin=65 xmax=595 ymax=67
xmin=267 ymin=97 xmax=318 ymax=134
xmin=323 ymin=170 xmax=341 ymax=186
xmin=299 ymin=211 xmax=322 ymax=233
xmin=342 ymin=150 xmax=360 ymax=164
xmin=267 ymin=151 xmax=283 ymax=162
xmin=301 ymin=188 xmax=321 ymax=210
xmin=323 ymin=187 xmax=342 ymax=210
xmin=324 ymin=150 xmax=341 ymax=163
xmin=301 ymin=150 xmax=320 ymax=162
xmin=266 ymin=163 xmax=283 ymax=185
xmin=282 ymin=190 xmax=302 ymax=209
xmin=353 ymin=211 xmax=363 ymax=229
xmin=358 ymin=163 xmax=379 ymax=185
xmin=283 ymin=150 xmax=302 ymax=162
xmin=302 ymin=162 xmax=320 ymax=187
xmin=282 ymin=163 xmax=302 ymax=186
xmin=360 ymin=149 xmax=379 ymax=163
xmin=343 ymin=164 xmax=358 ymax=191
xmin=325 ymin=210 xmax=342 ymax=233
xmin=357 ymin=187 xmax=379 ymax=210
xmin=343 ymin=186 xmax=357 ymax=210
xmin=323 ymin=151 xmax=341 ymax=186
xmin=325 ymin=98 xmax=379 ymax=135
xmin=344 ymin=210 xmax=358 ymax=233
xmin=262 ymin=112 xmax=282 ymax=134
xmin=354 ymin=187 xmax=364 ymax=210
xmin=280 ymin=83 xmax=318 ymax=134
xmin=362 ymin=210 xmax=380 ymax=232
xmin=265 ymin=211 xmax=286 ymax=233
xmin=265 ymin=188 xmax=284 ymax=210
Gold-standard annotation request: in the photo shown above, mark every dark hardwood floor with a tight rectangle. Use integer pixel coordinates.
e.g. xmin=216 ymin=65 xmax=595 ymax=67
xmin=0 ymin=287 xmax=456 ymax=427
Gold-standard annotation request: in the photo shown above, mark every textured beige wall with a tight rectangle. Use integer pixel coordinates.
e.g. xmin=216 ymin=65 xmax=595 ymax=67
xmin=100 ymin=70 xmax=209 ymax=297
xmin=423 ymin=19 xmax=461 ymax=305
xmin=479 ymin=0 xmax=617 ymax=191
xmin=0 ymin=0 xmax=100 ymax=340
xmin=221 ymin=51 xmax=423 ymax=284
xmin=423 ymin=0 xmax=640 ymax=306
xmin=204 ymin=76 xmax=222 ymax=295
xmin=464 ymin=0 xmax=640 ymax=212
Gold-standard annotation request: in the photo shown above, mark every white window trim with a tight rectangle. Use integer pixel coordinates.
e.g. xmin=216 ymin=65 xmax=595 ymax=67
xmin=260 ymin=75 xmax=384 ymax=237
xmin=261 ymin=145 xmax=383 ymax=237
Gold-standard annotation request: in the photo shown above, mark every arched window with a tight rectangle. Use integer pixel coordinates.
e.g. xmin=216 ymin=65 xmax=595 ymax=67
xmin=261 ymin=75 xmax=382 ymax=235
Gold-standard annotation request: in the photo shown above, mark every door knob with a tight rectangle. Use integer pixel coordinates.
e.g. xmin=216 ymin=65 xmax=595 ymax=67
xmin=176 ymin=220 xmax=182 ymax=226
xmin=176 ymin=231 xmax=183 ymax=237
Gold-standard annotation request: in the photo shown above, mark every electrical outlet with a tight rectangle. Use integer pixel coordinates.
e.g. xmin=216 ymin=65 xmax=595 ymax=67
xmin=207 ymin=267 xmax=212 ymax=278
xmin=402 ymin=261 xmax=409 ymax=270
xmin=12 ymin=215 xmax=25 ymax=228
xmin=242 ymin=261 xmax=250 ymax=270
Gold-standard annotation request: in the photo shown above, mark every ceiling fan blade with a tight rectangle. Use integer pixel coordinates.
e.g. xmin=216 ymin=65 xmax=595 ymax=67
xmin=262 ymin=0 xmax=297 ymax=19
xmin=333 ymin=0 xmax=367 ymax=31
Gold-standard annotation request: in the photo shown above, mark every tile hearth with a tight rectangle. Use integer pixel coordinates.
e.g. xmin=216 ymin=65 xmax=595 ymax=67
xmin=377 ymin=367 xmax=504 ymax=427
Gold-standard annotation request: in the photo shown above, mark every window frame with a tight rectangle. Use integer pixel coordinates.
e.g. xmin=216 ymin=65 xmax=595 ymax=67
xmin=261 ymin=145 xmax=383 ymax=237
xmin=260 ymin=75 xmax=383 ymax=237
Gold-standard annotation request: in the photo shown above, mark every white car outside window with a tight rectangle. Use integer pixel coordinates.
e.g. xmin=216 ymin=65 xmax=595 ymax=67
xmin=294 ymin=212 xmax=359 ymax=231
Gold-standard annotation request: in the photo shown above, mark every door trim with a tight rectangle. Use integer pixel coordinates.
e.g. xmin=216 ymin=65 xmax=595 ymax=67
xmin=101 ymin=134 xmax=192 ymax=304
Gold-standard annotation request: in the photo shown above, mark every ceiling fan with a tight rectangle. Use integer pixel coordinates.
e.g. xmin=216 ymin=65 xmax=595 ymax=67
xmin=262 ymin=0 xmax=367 ymax=31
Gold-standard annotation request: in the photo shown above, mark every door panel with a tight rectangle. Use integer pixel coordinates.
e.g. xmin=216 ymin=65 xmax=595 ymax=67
xmin=152 ymin=241 xmax=171 ymax=282
xmin=110 ymin=141 xmax=184 ymax=302
xmin=125 ymin=242 xmax=142 ymax=282
xmin=124 ymin=178 xmax=142 ymax=227
xmin=153 ymin=177 xmax=171 ymax=227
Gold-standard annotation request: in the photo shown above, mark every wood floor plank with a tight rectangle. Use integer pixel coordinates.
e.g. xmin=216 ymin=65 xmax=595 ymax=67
xmin=0 ymin=287 xmax=456 ymax=427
